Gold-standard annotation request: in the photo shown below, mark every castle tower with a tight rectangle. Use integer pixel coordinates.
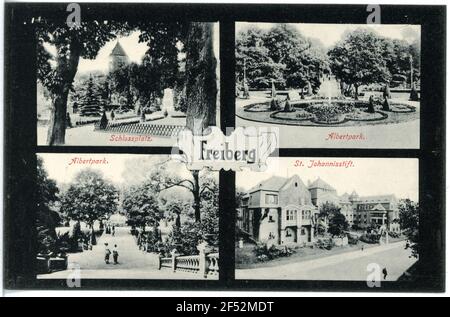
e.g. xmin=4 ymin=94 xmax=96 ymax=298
xmin=109 ymin=41 xmax=129 ymax=72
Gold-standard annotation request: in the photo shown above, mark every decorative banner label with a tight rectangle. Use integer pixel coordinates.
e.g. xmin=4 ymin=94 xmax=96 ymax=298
xmin=173 ymin=126 xmax=279 ymax=171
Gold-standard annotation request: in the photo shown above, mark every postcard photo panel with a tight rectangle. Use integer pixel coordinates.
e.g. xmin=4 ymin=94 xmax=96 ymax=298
xmin=37 ymin=21 xmax=220 ymax=147
xmin=235 ymin=157 xmax=419 ymax=281
xmin=36 ymin=153 xmax=219 ymax=280
xmin=235 ymin=23 xmax=420 ymax=149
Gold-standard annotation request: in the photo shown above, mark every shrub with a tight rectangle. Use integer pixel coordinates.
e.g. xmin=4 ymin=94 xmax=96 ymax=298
xmin=253 ymin=243 xmax=294 ymax=261
xmin=347 ymin=234 xmax=359 ymax=245
xmin=315 ymin=238 xmax=334 ymax=250
xmin=359 ymin=233 xmax=380 ymax=244
xmin=388 ymin=231 xmax=400 ymax=239
xmin=270 ymin=98 xmax=281 ymax=111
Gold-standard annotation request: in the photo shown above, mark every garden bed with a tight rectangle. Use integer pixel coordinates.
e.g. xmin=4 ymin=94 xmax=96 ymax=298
xmin=237 ymin=98 xmax=419 ymax=127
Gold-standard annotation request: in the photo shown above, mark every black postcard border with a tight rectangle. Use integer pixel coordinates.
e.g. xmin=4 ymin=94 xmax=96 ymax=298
xmin=3 ymin=3 xmax=445 ymax=292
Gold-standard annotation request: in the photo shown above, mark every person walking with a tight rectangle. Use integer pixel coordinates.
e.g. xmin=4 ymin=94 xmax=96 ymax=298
xmin=104 ymin=243 xmax=111 ymax=264
xmin=112 ymin=225 xmax=115 ymax=237
xmin=113 ymin=244 xmax=119 ymax=265
xmin=382 ymin=267 xmax=388 ymax=280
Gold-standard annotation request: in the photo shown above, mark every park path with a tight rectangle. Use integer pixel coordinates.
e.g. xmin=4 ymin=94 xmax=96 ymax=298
xmin=38 ymin=227 xmax=210 ymax=280
xmin=236 ymin=241 xmax=417 ymax=281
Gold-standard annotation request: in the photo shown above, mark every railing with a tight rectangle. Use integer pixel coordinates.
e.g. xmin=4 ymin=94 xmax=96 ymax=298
xmin=158 ymin=251 xmax=219 ymax=278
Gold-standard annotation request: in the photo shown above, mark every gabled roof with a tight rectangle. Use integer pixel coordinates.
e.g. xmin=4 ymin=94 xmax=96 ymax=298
xmin=249 ymin=176 xmax=289 ymax=193
xmin=110 ymin=42 xmax=127 ymax=56
xmin=308 ymin=177 xmax=336 ymax=191
xmin=371 ymin=203 xmax=387 ymax=212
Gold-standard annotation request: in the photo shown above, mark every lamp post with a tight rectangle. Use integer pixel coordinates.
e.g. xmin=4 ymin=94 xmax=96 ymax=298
xmin=409 ymin=54 xmax=414 ymax=89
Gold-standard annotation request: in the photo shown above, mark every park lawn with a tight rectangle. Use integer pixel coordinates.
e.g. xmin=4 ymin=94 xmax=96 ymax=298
xmin=236 ymin=240 xmax=396 ymax=270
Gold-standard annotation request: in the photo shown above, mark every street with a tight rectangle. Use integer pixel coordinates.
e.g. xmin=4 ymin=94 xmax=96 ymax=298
xmin=235 ymin=241 xmax=417 ymax=281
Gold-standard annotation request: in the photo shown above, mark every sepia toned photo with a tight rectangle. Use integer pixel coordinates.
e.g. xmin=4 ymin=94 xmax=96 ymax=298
xmin=37 ymin=21 xmax=219 ymax=146
xmin=36 ymin=154 xmax=219 ymax=280
xmin=236 ymin=23 xmax=420 ymax=149
xmin=235 ymin=158 xmax=419 ymax=281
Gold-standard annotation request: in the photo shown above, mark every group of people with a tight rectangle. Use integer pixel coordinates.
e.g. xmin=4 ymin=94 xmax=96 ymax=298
xmin=104 ymin=224 xmax=116 ymax=236
xmin=104 ymin=243 xmax=119 ymax=265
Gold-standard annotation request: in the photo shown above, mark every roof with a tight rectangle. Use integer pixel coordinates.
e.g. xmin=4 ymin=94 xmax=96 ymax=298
xmin=249 ymin=176 xmax=289 ymax=193
xmin=359 ymin=194 xmax=397 ymax=203
xmin=340 ymin=192 xmax=350 ymax=203
xmin=308 ymin=177 xmax=336 ymax=191
xmin=371 ymin=203 xmax=387 ymax=212
xmin=110 ymin=42 xmax=127 ymax=56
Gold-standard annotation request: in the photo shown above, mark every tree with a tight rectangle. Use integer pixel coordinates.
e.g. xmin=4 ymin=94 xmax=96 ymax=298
xmin=36 ymin=156 xmax=60 ymax=255
xmin=328 ymin=29 xmax=391 ymax=99
xmin=328 ymin=211 xmax=349 ymax=237
xmin=318 ymin=202 xmax=349 ymax=237
xmin=60 ymin=169 xmax=118 ymax=229
xmin=399 ymin=199 xmax=419 ymax=258
xmin=161 ymin=175 xmax=219 ymax=256
xmin=185 ymin=23 xmax=217 ymax=135
xmin=236 ymin=26 xmax=284 ymax=89
xmin=141 ymin=159 xmax=216 ymax=223
xmin=78 ymin=76 xmax=103 ymax=116
xmin=36 ymin=20 xmax=128 ymax=145
xmin=122 ymin=181 xmax=161 ymax=232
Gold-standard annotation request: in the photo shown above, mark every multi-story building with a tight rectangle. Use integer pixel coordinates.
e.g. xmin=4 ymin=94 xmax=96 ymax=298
xmin=237 ymin=175 xmax=401 ymax=246
xmin=238 ymin=175 xmax=317 ymax=245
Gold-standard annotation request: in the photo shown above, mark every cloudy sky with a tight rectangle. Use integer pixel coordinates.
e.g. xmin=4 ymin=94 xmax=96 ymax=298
xmin=236 ymin=23 xmax=420 ymax=48
xmin=237 ymin=157 xmax=419 ymax=201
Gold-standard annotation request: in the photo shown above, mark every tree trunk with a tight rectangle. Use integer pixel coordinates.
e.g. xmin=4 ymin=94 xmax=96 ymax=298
xmin=185 ymin=22 xmax=217 ymax=136
xmin=47 ymin=44 xmax=80 ymax=145
xmin=192 ymin=170 xmax=201 ymax=223
xmin=354 ymin=84 xmax=359 ymax=100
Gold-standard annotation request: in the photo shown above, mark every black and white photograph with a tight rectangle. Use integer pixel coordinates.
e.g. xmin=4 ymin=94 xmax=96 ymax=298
xmin=235 ymin=157 xmax=419 ymax=281
xmin=3 ymin=2 xmax=446 ymax=297
xmin=36 ymin=153 xmax=219 ymax=280
xmin=37 ymin=21 xmax=219 ymax=146
xmin=236 ymin=23 xmax=421 ymax=149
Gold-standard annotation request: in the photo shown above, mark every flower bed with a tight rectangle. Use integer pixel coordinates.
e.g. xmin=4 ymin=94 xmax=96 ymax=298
xmin=346 ymin=109 xmax=388 ymax=121
xmin=271 ymin=109 xmax=314 ymax=121
xmin=389 ymin=104 xmax=416 ymax=113
xmin=244 ymin=103 xmax=272 ymax=112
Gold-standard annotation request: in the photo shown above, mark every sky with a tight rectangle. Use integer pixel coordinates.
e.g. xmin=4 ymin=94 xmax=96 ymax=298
xmin=38 ymin=153 xmax=193 ymax=187
xmin=236 ymin=157 xmax=419 ymax=201
xmin=44 ymin=23 xmax=220 ymax=74
xmin=236 ymin=23 xmax=421 ymax=48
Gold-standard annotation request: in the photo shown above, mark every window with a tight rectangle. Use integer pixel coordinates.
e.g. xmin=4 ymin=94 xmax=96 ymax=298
xmin=265 ymin=194 xmax=278 ymax=204
xmin=295 ymin=182 xmax=298 ymax=187
xmin=286 ymin=210 xmax=297 ymax=221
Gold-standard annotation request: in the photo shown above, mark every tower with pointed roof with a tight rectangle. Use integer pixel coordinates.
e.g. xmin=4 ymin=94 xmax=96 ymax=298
xmin=109 ymin=41 xmax=129 ymax=72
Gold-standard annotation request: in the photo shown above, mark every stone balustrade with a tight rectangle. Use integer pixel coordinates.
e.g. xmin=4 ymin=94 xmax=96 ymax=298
xmin=158 ymin=245 xmax=219 ymax=278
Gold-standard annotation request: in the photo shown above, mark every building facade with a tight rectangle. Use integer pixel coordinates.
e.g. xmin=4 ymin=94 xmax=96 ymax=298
xmin=237 ymin=175 xmax=401 ymax=246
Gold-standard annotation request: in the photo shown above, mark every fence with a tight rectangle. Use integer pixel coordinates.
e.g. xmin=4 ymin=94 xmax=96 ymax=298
xmin=158 ymin=251 xmax=219 ymax=278
xmin=95 ymin=120 xmax=185 ymax=137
